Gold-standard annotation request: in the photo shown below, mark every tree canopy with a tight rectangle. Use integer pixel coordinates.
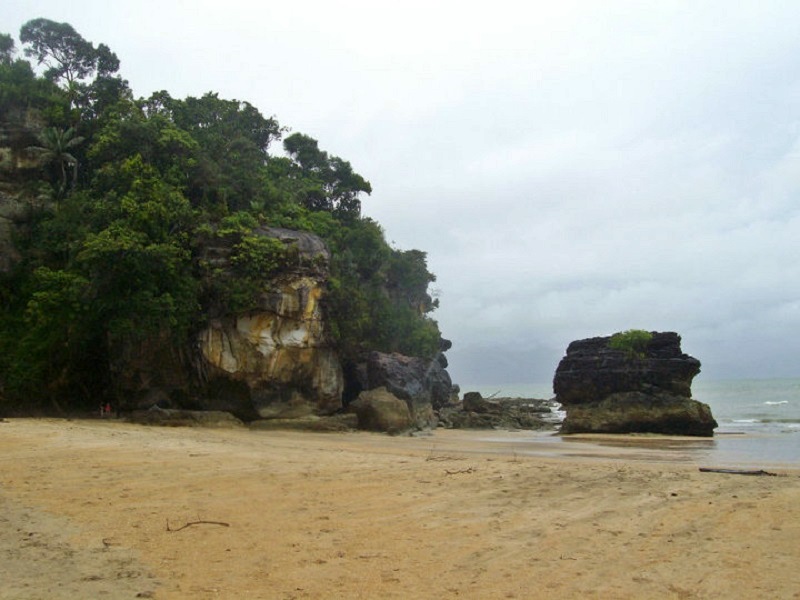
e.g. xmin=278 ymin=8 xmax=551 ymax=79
xmin=20 ymin=18 xmax=119 ymax=88
xmin=0 ymin=19 xmax=443 ymax=413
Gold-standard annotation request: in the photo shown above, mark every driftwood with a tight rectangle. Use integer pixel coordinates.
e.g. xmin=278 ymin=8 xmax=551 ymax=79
xmin=166 ymin=519 xmax=231 ymax=532
xmin=699 ymin=467 xmax=777 ymax=477
xmin=444 ymin=467 xmax=476 ymax=475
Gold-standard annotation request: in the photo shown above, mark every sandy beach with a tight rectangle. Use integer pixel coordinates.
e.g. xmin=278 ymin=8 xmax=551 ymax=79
xmin=0 ymin=419 xmax=798 ymax=599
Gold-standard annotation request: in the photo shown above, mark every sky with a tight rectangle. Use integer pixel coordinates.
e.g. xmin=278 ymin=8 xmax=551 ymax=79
xmin=3 ymin=1 xmax=800 ymax=386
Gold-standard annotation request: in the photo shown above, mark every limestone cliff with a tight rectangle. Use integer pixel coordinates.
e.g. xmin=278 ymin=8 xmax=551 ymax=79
xmin=198 ymin=271 xmax=343 ymax=419
xmin=115 ymin=227 xmax=343 ymax=420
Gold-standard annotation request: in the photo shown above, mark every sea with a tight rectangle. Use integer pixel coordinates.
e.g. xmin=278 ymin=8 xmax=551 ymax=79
xmin=459 ymin=378 xmax=800 ymax=468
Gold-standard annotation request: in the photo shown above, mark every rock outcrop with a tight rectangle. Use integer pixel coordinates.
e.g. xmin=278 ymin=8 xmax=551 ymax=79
xmin=197 ymin=228 xmax=342 ymax=419
xmin=346 ymin=350 xmax=452 ymax=431
xmin=438 ymin=392 xmax=556 ymax=430
xmin=554 ymin=332 xmax=716 ymax=436
xmin=129 ymin=407 xmax=244 ymax=428
xmin=115 ymin=227 xmax=344 ymax=420
xmin=1 ymin=109 xmax=45 ymax=274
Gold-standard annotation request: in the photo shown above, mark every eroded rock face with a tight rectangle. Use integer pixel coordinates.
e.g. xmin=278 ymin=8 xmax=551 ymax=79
xmin=367 ymin=350 xmax=452 ymax=408
xmin=197 ymin=230 xmax=343 ymax=419
xmin=198 ymin=276 xmax=343 ymax=419
xmin=115 ymin=227 xmax=343 ymax=420
xmin=554 ymin=332 xmax=717 ymax=436
xmin=102 ymin=226 xmax=454 ymax=428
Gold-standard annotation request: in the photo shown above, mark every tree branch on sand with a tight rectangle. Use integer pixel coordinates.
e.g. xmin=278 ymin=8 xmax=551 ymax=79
xmin=166 ymin=519 xmax=230 ymax=532
xmin=698 ymin=468 xmax=778 ymax=476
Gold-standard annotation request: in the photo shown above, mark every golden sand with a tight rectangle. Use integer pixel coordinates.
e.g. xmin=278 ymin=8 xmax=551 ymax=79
xmin=0 ymin=419 xmax=798 ymax=599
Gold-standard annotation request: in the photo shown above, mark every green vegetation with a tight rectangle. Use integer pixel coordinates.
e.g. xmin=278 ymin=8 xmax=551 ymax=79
xmin=608 ymin=329 xmax=653 ymax=359
xmin=0 ymin=19 xmax=443 ymax=413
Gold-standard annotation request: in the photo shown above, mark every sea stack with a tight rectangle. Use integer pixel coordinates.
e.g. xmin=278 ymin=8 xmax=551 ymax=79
xmin=553 ymin=331 xmax=717 ymax=436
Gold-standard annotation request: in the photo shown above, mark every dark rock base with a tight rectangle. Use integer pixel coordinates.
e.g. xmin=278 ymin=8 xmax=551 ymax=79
xmin=559 ymin=392 xmax=717 ymax=437
xmin=128 ymin=407 xmax=244 ymax=428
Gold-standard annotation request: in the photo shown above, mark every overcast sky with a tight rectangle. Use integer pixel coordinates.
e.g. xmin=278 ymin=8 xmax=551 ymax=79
xmin=4 ymin=1 xmax=800 ymax=386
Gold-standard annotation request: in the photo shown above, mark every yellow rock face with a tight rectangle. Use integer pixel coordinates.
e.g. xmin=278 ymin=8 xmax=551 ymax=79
xmin=197 ymin=276 xmax=343 ymax=416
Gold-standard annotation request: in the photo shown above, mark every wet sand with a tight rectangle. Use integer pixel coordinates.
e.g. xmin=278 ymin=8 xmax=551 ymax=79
xmin=1 ymin=419 xmax=799 ymax=599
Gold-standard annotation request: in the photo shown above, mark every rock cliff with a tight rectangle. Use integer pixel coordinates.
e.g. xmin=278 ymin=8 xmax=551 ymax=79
xmin=0 ymin=190 xmax=24 ymax=273
xmin=554 ymin=332 xmax=717 ymax=436
xmin=197 ymin=274 xmax=343 ymax=419
xmin=0 ymin=109 xmax=46 ymax=274
xmin=115 ymin=227 xmax=344 ymax=420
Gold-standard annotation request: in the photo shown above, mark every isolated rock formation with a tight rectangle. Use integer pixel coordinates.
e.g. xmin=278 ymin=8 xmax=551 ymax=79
xmin=554 ymin=332 xmax=716 ymax=436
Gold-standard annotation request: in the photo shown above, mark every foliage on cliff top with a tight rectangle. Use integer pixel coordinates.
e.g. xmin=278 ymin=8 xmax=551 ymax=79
xmin=0 ymin=18 xmax=442 ymax=411
xmin=608 ymin=329 xmax=653 ymax=359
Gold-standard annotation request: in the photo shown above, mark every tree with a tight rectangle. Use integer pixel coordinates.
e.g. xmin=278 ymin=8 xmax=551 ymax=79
xmin=20 ymin=18 xmax=97 ymax=86
xmin=76 ymin=155 xmax=198 ymax=337
xmin=0 ymin=17 xmax=446 ymax=413
xmin=283 ymin=132 xmax=371 ymax=217
xmin=0 ymin=267 xmax=100 ymax=412
xmin=0 ymin=39 xmax=70 ymax=128
xmin=28 ymin=126 xmax=85 ymax=196
xmin=19 ymin=18 xmax=120 ymax=109
xmin=387 ymin=249 xmax=438 ymax=314
xmin=0 ymin=33 xmax=15 ymax=65
xmin=87 ymin=98 xmax=198 ymax=189
xmin=95 ymin=43 xmax=120 ymax=77
xmin=170 ymin=92 xmax=283 ymax=212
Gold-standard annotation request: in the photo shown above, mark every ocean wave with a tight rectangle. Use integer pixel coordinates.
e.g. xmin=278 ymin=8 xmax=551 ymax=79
xmin=764 ymin=400 xmax=789 ymax=405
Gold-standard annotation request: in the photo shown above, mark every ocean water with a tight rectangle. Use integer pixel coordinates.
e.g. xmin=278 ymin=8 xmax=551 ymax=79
xmin=459 ymin=378 xmax=800 ymax=467
xmin=692 ymin=378 xmax=800 ymax=435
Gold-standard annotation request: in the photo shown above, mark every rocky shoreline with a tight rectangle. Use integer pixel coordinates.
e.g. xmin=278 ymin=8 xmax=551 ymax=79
xmin=128 ymin=392 xmax=560 ymax=434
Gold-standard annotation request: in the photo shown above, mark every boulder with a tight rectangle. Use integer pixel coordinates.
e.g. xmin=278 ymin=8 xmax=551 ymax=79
xmin=346 ymin=351 xmax=450 ymax=430
xmin=349 ymin=387 xmax=414 ymax=434
xmin=366 ymin=349 xmax=451 ymax=408
xmin=554 ymin=332 xmax=717 ymax=436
